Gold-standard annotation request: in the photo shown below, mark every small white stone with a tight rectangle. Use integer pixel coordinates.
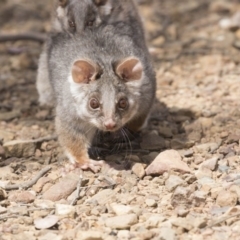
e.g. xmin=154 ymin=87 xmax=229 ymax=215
xmin=110 ymin=203 xmax=133 ymax=215
xmin=132 ymin=163 xmax=145 ymax=179
xmin=55 ymin=203 xmax=75 ymax=216
xmin=145 ymin=198 xmax=157 ymax=207
xmin=159 ymin=227 xmax=176 ymax=240
xmin=88 ymin=189 xmax=115 ymax=205
xmin=171 ymin=217 xmax=193 ymax=231
xmin=200 ymin=156 xmax=219 ymax=171
xmin=3 ymin=139 xmax=36 ymax=158
xmin=216 ymin=190 xmax=238 ymax=207
xmin=194 ymin=169 xmax=212 ymax=179
xmin=165 ymin=175 xmax=184 ymax=192
xmin=117 ymin=230 xmax=130 ymax=239
xmin=105 ymin=214 xmax=138 ymax=229
xmin=0 ymin=206 xmax=7 ymax=214
xmin=76 ymin=231 xmax=103 ymax=240
xmin=0 ymin=166 xmax=14 ymax=179
xmin=34 ymin=215 xmax=59 ymax=229
xmin=0 ymin=180 xmax=10 ymax=188
xmin=34 ymin=199 xmax=55 ymax=209
xmin=219 ymin=18 xmax=232 ymax=29
xmin=38 ymin=232 xmax=64 ymax=240
xmin=144 ymin=214 xmax=165 ymax=228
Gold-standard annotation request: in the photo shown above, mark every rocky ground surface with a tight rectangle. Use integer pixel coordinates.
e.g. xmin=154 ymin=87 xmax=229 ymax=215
xmin=1 ymin=0 xmax=240 ymax=239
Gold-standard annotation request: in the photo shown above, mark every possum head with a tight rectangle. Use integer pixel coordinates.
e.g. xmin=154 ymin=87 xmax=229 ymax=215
xmin=69 ymin=57 xmax=144 ymax=132
xmin=54 ymin=0 xmax=101 ymax=33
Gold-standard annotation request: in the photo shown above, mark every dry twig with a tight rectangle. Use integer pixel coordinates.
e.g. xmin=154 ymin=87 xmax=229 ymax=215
xmin=0 ymin=32 xmax=46 ymax=43
xmin=4 ymin=166 xmax=52 ymax=190
xmin=0 ymin=215 xmax=19 ymax=221
xmin=0 ymin=207 xmax=55 ymax=222
xmin=71 ymin=172 xmax=83 ymax=206
xmin=32 ymin=135 xmax=57 ymax=143
xmin=209 ymin=212 xmax=240 ymax=228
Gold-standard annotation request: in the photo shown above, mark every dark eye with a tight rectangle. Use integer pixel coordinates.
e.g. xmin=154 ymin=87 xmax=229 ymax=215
xmin=90 ymin=98 xmax=100 ymax=109
xmin=87 ymin=20 xmax=94 ymax=27
xmin=118 ymin=98 xmax=128 ymax=110
xmin=95 ymin=69 xmax=103 ymax=80
xmin=68 ymin=20 xmax=76 ymax=29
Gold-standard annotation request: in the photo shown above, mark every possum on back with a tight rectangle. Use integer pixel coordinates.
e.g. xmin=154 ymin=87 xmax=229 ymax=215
xmin=52 ymin=0 xmax=144 ymax=37
xmin=47 ymin=25 xmax=156 ymax=172
xmin=52 ymin=0 xmax=102 ymax=33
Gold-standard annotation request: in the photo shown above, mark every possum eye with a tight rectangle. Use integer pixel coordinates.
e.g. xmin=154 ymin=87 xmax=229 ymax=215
xmin=87 ymin=20 xmax=94 ymax=27
xmin=90 ymin=98 xmax=100 ymax=109
xmin=118 ymin=98 xmax=128 ymax=110
xmin=95 ymin=69 xmax=103 ymax=80
xmin=68 ymin=20 xmax=76 ymax=29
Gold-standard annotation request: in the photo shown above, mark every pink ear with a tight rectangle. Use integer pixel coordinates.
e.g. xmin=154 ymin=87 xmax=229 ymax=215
xmin=72 ymin=60 xmax=98 ymax=84
xmin=116 ymin=57 xmax=143 ymax=82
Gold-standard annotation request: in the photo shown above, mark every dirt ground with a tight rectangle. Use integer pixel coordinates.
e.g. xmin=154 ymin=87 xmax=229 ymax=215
xmin=1 ymin=0 xmax=240 ymax=239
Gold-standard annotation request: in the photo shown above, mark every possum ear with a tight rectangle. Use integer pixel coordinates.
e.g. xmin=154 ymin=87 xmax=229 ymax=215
xmin=115 ymin=57 xmax=143 ymax=82
xmin=58 ymin=0 xmax=68 ymax=7
xmin=72 ymin=60 xmax=100 ymax=84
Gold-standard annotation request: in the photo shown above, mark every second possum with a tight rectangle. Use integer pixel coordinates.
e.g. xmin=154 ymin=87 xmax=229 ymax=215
xmin=36 ymin=0 xmax=147 ymax=106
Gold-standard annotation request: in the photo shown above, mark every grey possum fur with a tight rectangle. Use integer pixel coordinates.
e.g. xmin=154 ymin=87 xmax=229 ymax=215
xmin=46 ymin=24 xmax=155 ymax=171
xmin=36 ymin=0 xmax=147 ymax=106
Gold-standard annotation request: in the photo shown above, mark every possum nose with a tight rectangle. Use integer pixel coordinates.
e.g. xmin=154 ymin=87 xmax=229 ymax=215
xmin=104 ymin=119 xmax=116 ymax=130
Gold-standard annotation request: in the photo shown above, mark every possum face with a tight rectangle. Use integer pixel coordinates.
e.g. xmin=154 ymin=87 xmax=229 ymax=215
xmin=69 ymin=57 xmax=144 ymax=132
xmin=54 ymin=0 xmax=101 ymax=34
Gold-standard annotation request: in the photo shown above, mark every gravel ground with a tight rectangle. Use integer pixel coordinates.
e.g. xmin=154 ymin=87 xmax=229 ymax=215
xmin=1 ymin=0 xmax=240 ymax=239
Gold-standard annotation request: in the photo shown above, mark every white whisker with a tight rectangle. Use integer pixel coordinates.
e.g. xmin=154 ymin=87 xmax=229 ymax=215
xmin=121 ymin=127 xmax=132 ymax=167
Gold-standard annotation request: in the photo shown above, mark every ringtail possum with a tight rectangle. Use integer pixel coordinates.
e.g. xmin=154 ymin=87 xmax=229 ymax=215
xmin=47 ymin=25 xmax=155 ymax=171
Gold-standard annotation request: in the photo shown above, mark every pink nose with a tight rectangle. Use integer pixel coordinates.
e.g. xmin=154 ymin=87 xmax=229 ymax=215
xmin=104 ymin=119 xmax=116 ymax=130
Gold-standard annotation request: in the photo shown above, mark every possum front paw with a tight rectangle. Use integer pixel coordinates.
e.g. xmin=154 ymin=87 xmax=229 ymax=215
xmin=62 ymin=159 xmax=105 ymax=175
xmin=64 ymin=148 xmax=105 ymax=173
xmin=79 ymin=159 xmax=105 ymax=173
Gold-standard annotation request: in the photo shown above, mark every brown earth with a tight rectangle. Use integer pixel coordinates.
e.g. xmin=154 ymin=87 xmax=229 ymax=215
xmin=1 ymin=0 xmax=240 ymax=239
